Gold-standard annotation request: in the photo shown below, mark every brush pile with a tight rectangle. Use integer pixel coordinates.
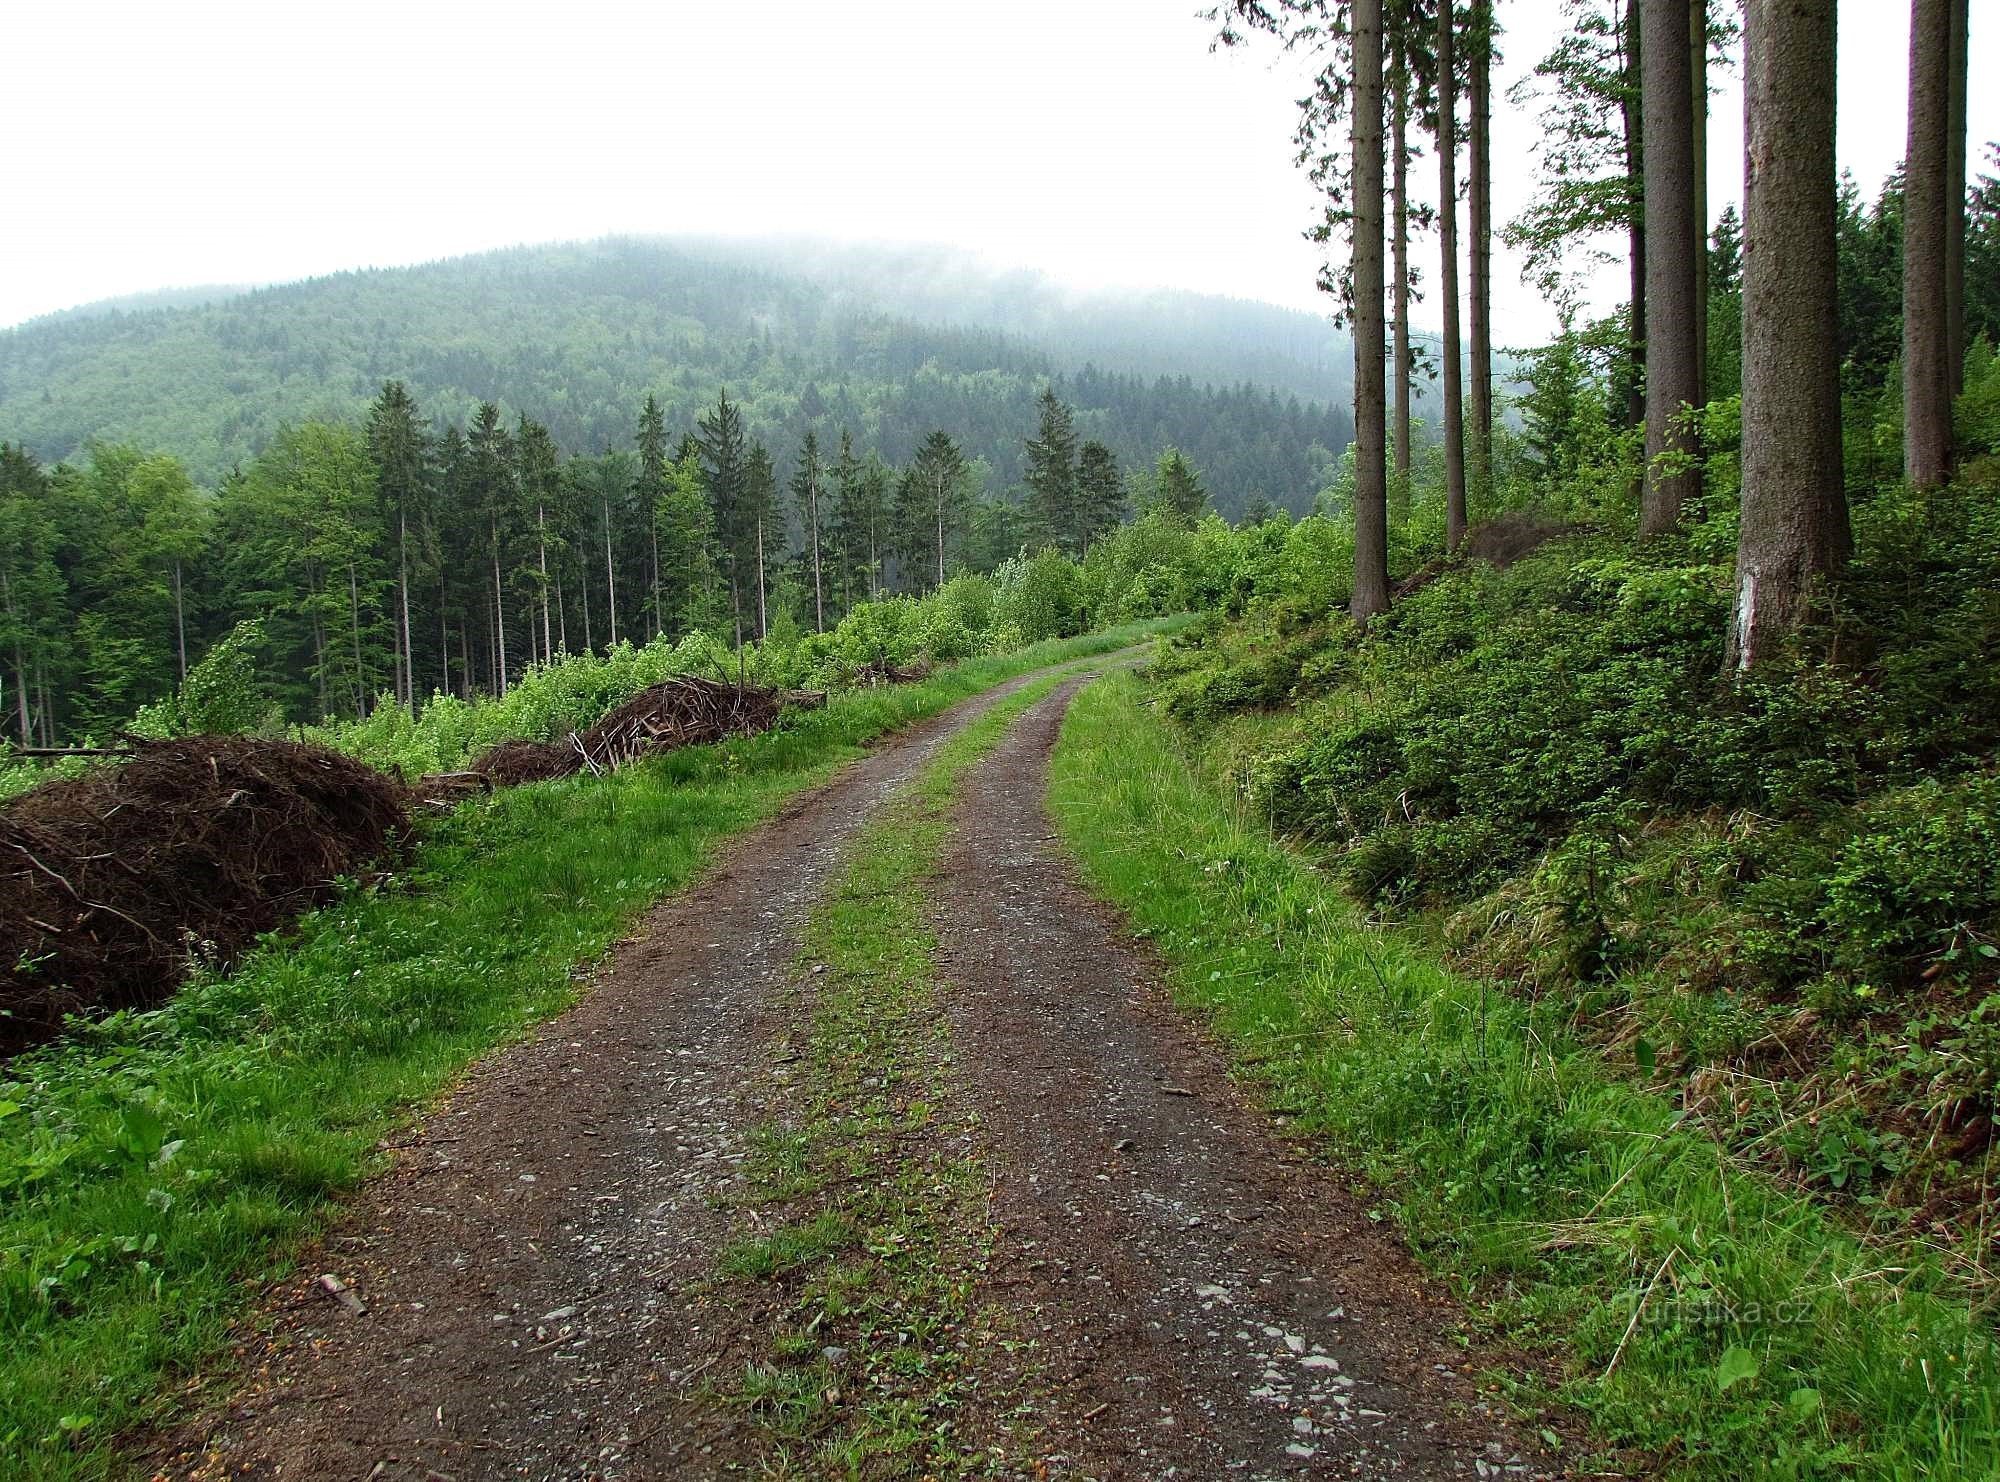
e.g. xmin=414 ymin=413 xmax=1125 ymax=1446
xmin=0 ymin=738 xmax=408 ymax=1050
xmin=467 ymin=676 xmax=807 ymax=786
xmin=851 ymin=658 xmax=933 ymax=686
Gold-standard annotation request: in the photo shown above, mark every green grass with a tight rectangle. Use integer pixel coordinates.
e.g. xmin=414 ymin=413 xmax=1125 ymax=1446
xmin=0 ymin=622 xmax=1173 ymax=1480
xmin=1049 ymin=669 xmax=2000 ymax=1482
xmin=715 ymin=669 xmax=1087 ymax=1476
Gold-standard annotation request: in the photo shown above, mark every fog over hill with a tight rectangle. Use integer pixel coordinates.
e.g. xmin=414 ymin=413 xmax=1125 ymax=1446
xmin=0 ymin=237 xmax=1370 ymax=518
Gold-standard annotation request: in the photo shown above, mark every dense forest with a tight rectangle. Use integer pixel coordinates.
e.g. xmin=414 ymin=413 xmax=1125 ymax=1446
xmin=0 ymin=376 xmax=1214 ymax=739
xmin=0 ymin=239 xmax=1351 ymax=513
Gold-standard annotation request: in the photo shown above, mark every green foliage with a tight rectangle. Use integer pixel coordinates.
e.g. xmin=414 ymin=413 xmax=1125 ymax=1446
xmin=129 ymin=619 xmax=277 ymax=739
xmin=1053 ymin=671 xmax=2000 ymax=1482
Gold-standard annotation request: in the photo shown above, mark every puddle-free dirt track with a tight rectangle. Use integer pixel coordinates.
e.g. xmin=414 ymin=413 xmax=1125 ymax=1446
xmin=152 ymin=660 xmax=1559 ymax=1481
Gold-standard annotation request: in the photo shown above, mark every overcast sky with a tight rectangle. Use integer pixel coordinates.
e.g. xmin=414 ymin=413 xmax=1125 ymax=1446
xmin=4 ymin=1 xmax=1993 ymax=343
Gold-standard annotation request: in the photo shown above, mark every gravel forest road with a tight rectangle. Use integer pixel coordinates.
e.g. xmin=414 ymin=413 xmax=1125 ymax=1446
xmin=150 ymin=659 xmax=1559 ymax=1481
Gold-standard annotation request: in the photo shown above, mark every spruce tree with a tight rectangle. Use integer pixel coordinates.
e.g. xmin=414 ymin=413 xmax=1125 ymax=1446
xmin=365 ymin=380 xmax=428 ymax=705
xmin=1023 ymin=389 xmax=1079 ymax=553
xmin=697 ymin=391 xmax=750 ymax=646
xmin=1076 ymin=441 xmax=1127 ymax=547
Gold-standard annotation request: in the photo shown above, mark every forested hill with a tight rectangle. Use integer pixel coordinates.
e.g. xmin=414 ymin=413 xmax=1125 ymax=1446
xmin=0 ymin=238 xmax=1353 ymax=518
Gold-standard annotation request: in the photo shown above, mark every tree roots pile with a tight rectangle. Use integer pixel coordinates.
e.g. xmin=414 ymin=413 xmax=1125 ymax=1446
xmin=0 ymin=738 xmax=408 ymax=1051
xmin=466 ymin=676 xmax=809 ymax=785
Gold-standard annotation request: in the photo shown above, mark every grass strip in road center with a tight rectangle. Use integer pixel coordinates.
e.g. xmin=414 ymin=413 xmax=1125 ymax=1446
xmin=715 ymin=669 xmax=1091 ymax=1476
xmin=0 ymin=626 xmax=1171 ymax=1479
xmin=1048 ymin=669 xmax=2000 ymax=1482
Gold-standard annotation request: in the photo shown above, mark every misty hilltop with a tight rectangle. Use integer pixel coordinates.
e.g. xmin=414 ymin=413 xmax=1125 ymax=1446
xmin=0 ymin=237 xmax=1357 ymax=517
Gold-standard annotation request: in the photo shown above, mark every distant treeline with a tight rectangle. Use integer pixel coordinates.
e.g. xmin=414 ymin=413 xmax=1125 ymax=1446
xmin=0 ymin=380 xmax=1219 ymax=741
xmin=0 ymin=239 xmax=1353 ymax=518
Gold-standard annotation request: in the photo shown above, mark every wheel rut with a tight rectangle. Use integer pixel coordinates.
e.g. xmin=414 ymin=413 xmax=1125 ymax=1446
xmin=149 ymin=666 xmax=1061 ymax=1481
xmin=928 ymin=676 xmax=1563 ymax=1479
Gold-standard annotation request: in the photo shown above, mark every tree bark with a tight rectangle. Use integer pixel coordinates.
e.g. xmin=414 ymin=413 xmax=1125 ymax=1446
xmin=1437 ymin=0 xmax=1469 ymax=553
xmin=490 ymin=526 xmax=509 ymax=695
xmin=1730 ymin=0 xmax=1848 ymax=671
xmin=603 ymin=494 xmax=619 ymax=646
xmin=398 ymin=511 xmax=413 ymax=706
xmin=1390 ymin=22 xmax=1413 ymax=495
xmin=538 ymin=502 xmax=553 ymax=663
xmin=1640 ymin=0 xmax=1702 ymax=538
xmin=1691 ymin=0 xmax=1709 ymax=407
xmin=1904 ymin=0 xmax=1954 ymax=488
xmin=1351 ymin=0 xmax=1392 ymax=622
xmin=172 ymin=558 xmax=187 ymax=683
xmin=755 ymin=516 xmax=769 ymax=640
xmin=1622 ymin=0 xmax=1647 ymax=433
xmin=1944 ymin=0 xmax=1969 ymax=400
xmin=1468 ymin=0 xmax=1494 ymax=507
xmin=347 ymin=563 xmax=366 ymax=716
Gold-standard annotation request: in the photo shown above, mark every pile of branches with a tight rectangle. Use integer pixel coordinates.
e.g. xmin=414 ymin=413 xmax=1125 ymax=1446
xmin=851 ymin=658 xmax=933 ymax=687
xmin=466 ymin=676 xmax=813 ymax=788
xmin=0 ymin=738 xmax=408 ymax=1051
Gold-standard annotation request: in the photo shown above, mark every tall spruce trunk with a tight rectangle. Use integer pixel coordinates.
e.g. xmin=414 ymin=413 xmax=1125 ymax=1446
xmin=348 ymin=563 xmax=366 ymax=716
xmin=490 ymin=524 xmax=508 ymax=696
xmin=1691 ymin=0 xmax=1709 ymax=406
xmin=603 ymin=495 xmax=619 ymax=646
xmin=1622 ymin=0 xmax=1647 ymax=433
xmin=1903 ymin=0 xmax=1958 ymax=487
xmin=1639 ymin=0 xmax=1702 ymax=538
xmin=1437 ymin=1 xmax=1469 ymax=552
xmin=1350 ymin=0 xmax=1391 ymax=622
xmin=1731 ymin=0 xmax=1849 ymax=670
xmin=4 ymin=571 xmax=29 ymax=745
xmin=538 ymin=502 xmax=553 ymax=662
xmin=172 ymin=558 xmax=187 ymax=682
xmin=1944 ymin=0 xmax=1968 ymax=399
xmin=1390 ymin=26 xmax=1414 ymax=495
xmin=1468 ymin=0 xmax=1494 ymax=506
xmin=398 ymin=512 xmax=413 ymax=706
xmin=755 ymin=517 xmax=769 ymax=639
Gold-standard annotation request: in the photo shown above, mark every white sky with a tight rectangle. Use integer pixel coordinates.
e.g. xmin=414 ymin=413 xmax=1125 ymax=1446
xmin=3 ymin=1 xmax=1993 ymax=346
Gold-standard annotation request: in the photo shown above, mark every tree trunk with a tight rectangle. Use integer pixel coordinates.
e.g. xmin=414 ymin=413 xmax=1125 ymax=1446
xmin=1691 ymin=0 xmax=1709 ymax=407
xmin=755 ymin=516 xmax=769 ymax=640
xmin=579 ymin=541 xmax=594 ymax=654
xmin=1903 ymin=0 xmax=1951 ymax=488
xmin=1731 ymin=0 xmax=1849 ymax=670
xmin=1350 ymin=0 xmax=1391 ymax=623
xmin=650 ymin=511 xmax=662 ymax=641
xmin=398 ymin=512 xmax=413 ymax=706
xmin=603 ymin=494 xmax=620 ymax=646
xmin=538 ymin=502 xmax=553 ymax=663
xmin=1438 ymin=1 xmax=1469 ymax=553
xmin=1468 ymin=0 xmax=1495 ymax=507
xmin=1390 ymin=25 xmax=1413 ymax=496
xmin=459 ymin=624 xmax=471 ymax=702
xmin=172 ymin=558 xmax=188 ymax=683
xmin=348 ymin=562 xmax=367 ymax=716
xmin=1640 ymin=0 xmax=1702 ymax=538
xmin=810 ymin=478 xmax=825 ymax=632
xmin=935 ymin=474 xmax=948 ymax=589
xmin=490 ymin=523 xmax=509 ymax=695
xmin=1944 ymin=0 xmax=1967 ymax=401
xmin=4 ymin=571 xmax=30 ymax=745
xmin=556 ymin=572 xmax=568 ymax=654
xmin=1622 ymin=0 xmax=1647 ymax=433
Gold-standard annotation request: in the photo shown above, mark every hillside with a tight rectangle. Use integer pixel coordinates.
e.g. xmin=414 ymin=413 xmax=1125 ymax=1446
xmin=0 ymin=238 xmax=1353 ymax=518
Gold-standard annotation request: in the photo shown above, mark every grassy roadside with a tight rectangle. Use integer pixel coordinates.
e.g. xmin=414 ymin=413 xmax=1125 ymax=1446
xmin=0 ymin=624 xmax=1170 ymax=1479
xmin=1049 ymin=669 xmax=2000 ymax=1482
xmin=712 ymin=669 xmax=1086 ymax=1476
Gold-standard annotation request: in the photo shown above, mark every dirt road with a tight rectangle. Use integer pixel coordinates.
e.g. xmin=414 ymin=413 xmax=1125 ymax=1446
xmin=152 ymin=662 xmax=1557 ymax=1480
